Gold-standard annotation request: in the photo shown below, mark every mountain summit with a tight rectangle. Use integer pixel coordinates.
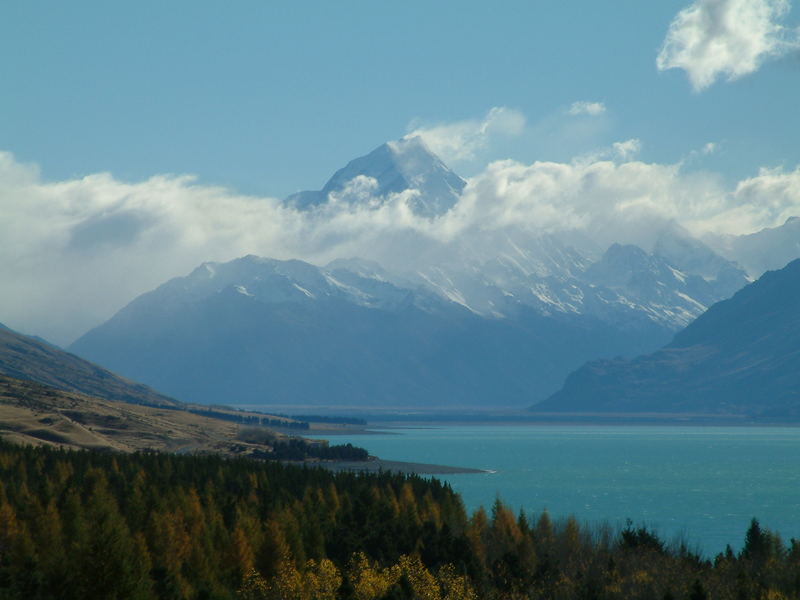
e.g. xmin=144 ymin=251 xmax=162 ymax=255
xmin=285 ymin=136 xmax=466 ymax=217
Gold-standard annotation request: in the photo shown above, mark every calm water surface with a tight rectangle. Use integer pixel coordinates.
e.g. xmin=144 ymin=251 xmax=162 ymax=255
xmin=311 ymin=425 xmax=800 ymax=556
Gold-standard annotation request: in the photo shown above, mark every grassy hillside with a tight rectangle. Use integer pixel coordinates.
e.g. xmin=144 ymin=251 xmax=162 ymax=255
xmin=0 ymin=374 xmax=311 ymax=457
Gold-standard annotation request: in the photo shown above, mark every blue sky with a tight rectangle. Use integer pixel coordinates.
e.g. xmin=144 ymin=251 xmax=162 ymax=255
xmin=2 ymin=0 xmax=800 ymax=344
xmin=2 ymin=1 xmax=798 ymax=196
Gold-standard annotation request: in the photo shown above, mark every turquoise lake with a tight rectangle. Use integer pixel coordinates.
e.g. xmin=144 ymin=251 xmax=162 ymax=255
xmin=310 ymin=425 xmax=800 ymax=556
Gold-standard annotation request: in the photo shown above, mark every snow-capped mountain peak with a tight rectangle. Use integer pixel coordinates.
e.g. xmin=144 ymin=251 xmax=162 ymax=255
xmin=285 ymin=136 xmax=466 ymax=217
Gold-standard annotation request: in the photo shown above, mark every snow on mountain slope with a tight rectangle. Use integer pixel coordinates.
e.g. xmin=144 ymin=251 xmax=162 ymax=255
xmin=651 ymin=227 xmax=750 ymax=298
xmin=285 ymin=136 xmax=466 ymax=217
xmin=401 ymin=233 xmax=595 ymax=317
xmin=339 ymin=229 xmax=746 ymax=332
xmin=583 ymin=244 xmax=718 ymax=328
xmin=281 ymin=136 xmax=748 ymax=331
xmin=116 ymin=254 xmax=448 ymax=321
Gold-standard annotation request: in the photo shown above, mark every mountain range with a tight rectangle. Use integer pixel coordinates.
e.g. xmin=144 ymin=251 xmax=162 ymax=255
xmin=44 ymin=138 xmax=800 ymax=412
xmin=70 ymin=255 xmax=666 ymax=407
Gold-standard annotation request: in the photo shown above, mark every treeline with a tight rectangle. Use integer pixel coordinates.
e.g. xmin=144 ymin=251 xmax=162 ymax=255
xmin=187 ymin=408 xmax=310 ymax=430
xmin=266 ymin=412 xmax=368 ymax=426
xmin=251 ymin=440 xmax=369 ymax=462
xmin=291 ymin=415 xmax=367 ymax=426
xmin=126 ymin=401 xmax=313 ymax=430
xmin=0 ymin=442 xmax=799 ymax=599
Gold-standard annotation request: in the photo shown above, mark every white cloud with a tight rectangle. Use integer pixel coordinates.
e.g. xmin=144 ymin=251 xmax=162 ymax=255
xmin=458 ymin=157 xmax=717 ymax=248
xmin=2 ymin=148 xmax=800 ymax=345
xmin=459 ymin=156 xmax=800 ymax=249
xmin=568 ymin=101 xmax=607 ymax=116
xmin=612 ymin=139 xmax=643 ymax=160
xmin=721 ymin=165 xmax=800 ymax=231
xmin=657 ymin=0 xmax=800 ymax=91
xmin=702 ymin=142 xmax=718 ymax=155
xmin=0 ymin=152 xmax=441 ymax=344
xmin=682 ymin=141 xmax=720 ymax=164
xmin=405 ymin=106 xmax=526 ymax=163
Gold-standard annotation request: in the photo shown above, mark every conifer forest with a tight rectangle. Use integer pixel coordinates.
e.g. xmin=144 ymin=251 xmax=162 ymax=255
xmin=0 ymin=442 xmax=798 ymax=600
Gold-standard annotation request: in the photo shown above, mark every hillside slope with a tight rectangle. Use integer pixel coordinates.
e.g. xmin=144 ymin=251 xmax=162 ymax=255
xmin=534 ymin=259 xmax=800 ymax=418
xmin=0 ymin=325 xmax=180 ymax=407
xmin=0 ymin=374 xmax=251 ymax=452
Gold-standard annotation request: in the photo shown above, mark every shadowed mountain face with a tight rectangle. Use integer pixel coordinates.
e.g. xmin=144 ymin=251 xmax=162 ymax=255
xmin=285 ymin=136 xmax=466 ymax=217
xmin=535 ymin=259 xmax=800 ymax=418
xmin=0 ymin=324 xmax=180 ymax=407
xmin=69 ymin=256 xmax=669 ymax=408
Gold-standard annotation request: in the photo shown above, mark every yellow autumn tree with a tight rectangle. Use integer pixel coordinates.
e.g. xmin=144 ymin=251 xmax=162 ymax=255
xmin=437 ymin=563 xmax=478 ymax=600
xmin=270 ymin=555 xmax=305 ymax=600
xmin=304 ymin=558 xmax=342 ymax=600
xmin=466 ymin=506 xmax=489 ymax=569
xmin=238 ymin=568 xmax=269 ymax=600
xmin=230 ymin=524 xmax=256 ymax=581
xmin=489 ymin=499 xmax=523 ymax=563
xmin=398 ymin=554 xmax=440 ymax=600
xmin=348 ymin=551 xmax=401 ymax=600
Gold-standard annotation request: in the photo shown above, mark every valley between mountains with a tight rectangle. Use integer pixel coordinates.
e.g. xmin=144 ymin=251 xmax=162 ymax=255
xmin=2 ymin=137 xmax=800 ymax=458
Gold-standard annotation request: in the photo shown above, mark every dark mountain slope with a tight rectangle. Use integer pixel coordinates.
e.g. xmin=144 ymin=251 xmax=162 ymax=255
xmin=0 ymin=325 xmax=180 ymax=407
xmin=534 ymin=259 xmax=800 ymax=418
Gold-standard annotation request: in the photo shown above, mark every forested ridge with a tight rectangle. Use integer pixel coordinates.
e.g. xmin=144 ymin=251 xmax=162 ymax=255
xmin=0 ymin=442 xmax=798 ymax=599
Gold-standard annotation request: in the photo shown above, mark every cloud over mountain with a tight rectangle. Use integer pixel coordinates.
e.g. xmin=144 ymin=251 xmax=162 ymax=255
xmin=405 ymin=106 xmax=526 ymax=163
xmin=2 ymin=138 xmax=800 ymax=345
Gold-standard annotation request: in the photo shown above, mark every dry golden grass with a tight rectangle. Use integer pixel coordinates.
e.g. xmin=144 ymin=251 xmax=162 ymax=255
xmin=0 ymin=374 xmax=289 ymax=455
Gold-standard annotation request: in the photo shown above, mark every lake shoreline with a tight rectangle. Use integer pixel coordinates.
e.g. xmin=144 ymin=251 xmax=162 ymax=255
xmin=304 ymin=457 xmax=489 ymax=475
xmin=296 ymin=423 xmax=800 ymax=555
xmin=237 ymin=405 xmax=800 ymax=429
